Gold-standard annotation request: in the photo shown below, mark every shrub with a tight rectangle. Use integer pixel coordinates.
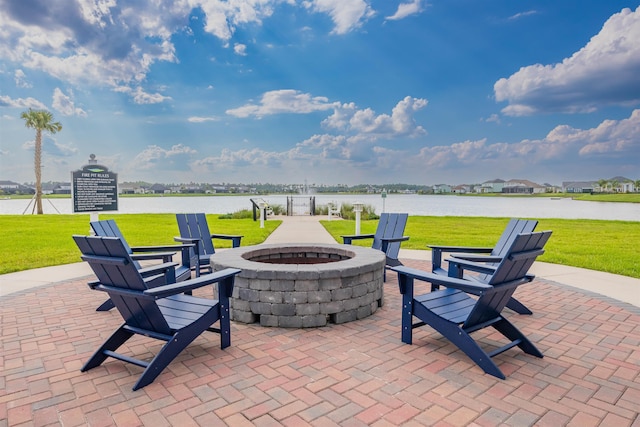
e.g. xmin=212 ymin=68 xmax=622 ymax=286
xmin=316 ymin=202 xmax=378 ymax=220
xmin=219 ymin=209 xmax=253 ymax=219
xmin=270 ymin=204 xmax=285 ymax=215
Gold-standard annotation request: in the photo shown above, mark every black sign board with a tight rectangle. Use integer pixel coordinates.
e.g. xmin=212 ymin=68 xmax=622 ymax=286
xmin=72 ymin=158 xmax=118 ymax=213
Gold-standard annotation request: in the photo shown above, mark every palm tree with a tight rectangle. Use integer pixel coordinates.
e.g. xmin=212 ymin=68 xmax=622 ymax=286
xmin=610 ymin=179 xmax=619 ymax=193
xmin=20 ymin=109 xmax=62 ymax=214
xmin=597 ymin=179 xmax=608 ymax=193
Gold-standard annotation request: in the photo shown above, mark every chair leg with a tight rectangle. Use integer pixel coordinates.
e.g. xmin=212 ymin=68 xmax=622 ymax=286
xmin=133 ymin=312 xmax=219 ymax=390
xmin=82 ymin=325 xmax=134 ymax=371
xmin=506 ymin=297 xmax=533 ymax=315
xmin=448 ymin=326 xmax=506 ymax=379
xmin=217 ymin=276 xmax=234 ymax=349
xmin=133 ymin=334 xmax=193 ymax=390
xmin=413 ymin=305 xmax=506 ymax=379
xmin=492 ymin=318 xmax=543 ymax=358
xmin=96 ymin=298 xmax=115 ymax=311
xmin=219 ymin=299 xmax=231 ymax=349
xmin=401 ymin=293 xmax=414 ymax=344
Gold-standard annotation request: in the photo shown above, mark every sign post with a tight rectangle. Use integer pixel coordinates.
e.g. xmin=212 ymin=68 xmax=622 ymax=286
xmin=72 ymin=155 xmax=118 ymax=227
xmin=258 ymin=201 xmax=265 ymax=228
xmin=381 ymin=189 xmax=387 ymax=213
xmin=353 ymin=202 xmax=363 ymax=235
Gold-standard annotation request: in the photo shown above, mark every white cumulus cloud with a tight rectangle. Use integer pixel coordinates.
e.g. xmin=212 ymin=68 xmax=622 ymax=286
xmin=495 ymin=6 xmax=640 ymax=115
xmin=0 ymin=0 xmax=388 ymax=106
xmin=188 ymin=116 xmax=220 ymax=123
xmin=386 ymin=0 xmax=424 ymax=21
xmin=0 ymin=95 xmax=47 ymax=110
xmin=52 ymin=88 xmax=87 ymax=117
xmin=14 ymin=69 xmax=32 ymax=88
xmin=415 ymin=110 xmax=640 ymax=169
xmin=323 ymin=96 xmax=427 ymax=138
xmin=226 ymin=89 xmax=339 ymax=118
xmin=234 ymin=43 xmax=248 ymax=56
xmin=132 ymin=144 xmax=197 ymax=171
xmin=303 ymin=0 xmax=375 ymax=34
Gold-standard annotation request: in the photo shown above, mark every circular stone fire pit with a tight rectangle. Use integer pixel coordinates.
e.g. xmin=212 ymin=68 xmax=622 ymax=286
xmin=210 ymin=244 xmax=386 ymax=328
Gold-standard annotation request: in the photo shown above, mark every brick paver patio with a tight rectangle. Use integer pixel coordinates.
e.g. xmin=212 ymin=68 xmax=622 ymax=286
xmin=2 ymin=259 xmax=639 ymax=426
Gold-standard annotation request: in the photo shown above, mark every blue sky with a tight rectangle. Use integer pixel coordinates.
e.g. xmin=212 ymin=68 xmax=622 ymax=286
xmin=1 ymin=0 xmax=639 ymax=186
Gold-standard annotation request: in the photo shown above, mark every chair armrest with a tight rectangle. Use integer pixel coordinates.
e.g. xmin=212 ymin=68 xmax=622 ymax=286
xmin=211 ymin=234 xmax=243 ymax=248
xmin=145 ymin=268 xmax=242 ymax=298
xmin=342 ymin=234 xmax=375 ymax=244
xmin=173 ymin=237 xmax=201 ymax=275
xmin=428 ymin=245 xmax=493 ymax=272
xmin=449 ymin=253 xmax=503 ymax=263
xmin=130 ymin=252 xmax=176 ymax=263
xmin=391 ymin=265 xmax=491 ymax=295
xmin=134 ymin=244 xmax=196 ymax=267
xmin=381 ymin=236 xmax=410 ymax=243
xmin=138 ymin=261 xmax=178 ymax=281
xmin=445 ymin=256 xmax=497 ymax=277
xmin=174 ymin=236 xmax=201 ymax=244
xmin=380 ymin=236 xmax=410 ymax=254
xmin=131 ymin=243 xmax=195 ymax=252
xmin=427 ymin=245 xmax=493 ymax=253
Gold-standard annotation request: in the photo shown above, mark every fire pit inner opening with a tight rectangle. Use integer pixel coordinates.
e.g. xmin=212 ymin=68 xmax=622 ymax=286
xmin=244 ymin=249 xmax=351 ymax=264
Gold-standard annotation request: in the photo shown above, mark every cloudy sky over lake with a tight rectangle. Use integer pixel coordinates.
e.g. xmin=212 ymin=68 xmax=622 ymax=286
xmin=1 ymin=0 xmax=639 ymax=186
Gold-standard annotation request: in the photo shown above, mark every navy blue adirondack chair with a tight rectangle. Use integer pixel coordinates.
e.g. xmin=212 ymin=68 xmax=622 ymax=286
xmin=342 ymin=213 xmax=410 ymax=276
xmin=90 ymin=219 xmax=196 ymax=311
xmin=74 ymin=235 xmax=240 ymax=391
xmin=91 ymin=219 xmax=195 ymax=283
xmin=428 ymin=218 xmax=538 ymax=314
xmin=175 ymin=213 xmax=243 ymax=275
xmin=392 ymin=230 xmax=551 ymax=379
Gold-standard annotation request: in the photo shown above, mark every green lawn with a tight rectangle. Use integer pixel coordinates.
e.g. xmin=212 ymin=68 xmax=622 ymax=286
xmin=321 ymin=216 xmax=640 ymax=279
xmin=1 ymin=214 xmax=638 ymax=279
xmin=0 ymin=214 xmax=280 ymax=275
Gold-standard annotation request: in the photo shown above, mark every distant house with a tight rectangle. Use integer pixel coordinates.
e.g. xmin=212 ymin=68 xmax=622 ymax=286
xmin=119 ymin=184 xmax=147 ymax=194
xmin=608 ymin=176 xmax=635 ymax=193
xmin=619 ymin=181 xmax=635 ymax=193
xmin=503 ymin=179 xmax=546 ymax=194
xmin=0 ymin=180 xmax=21 ymax=193
xmin=150 ymin=184 xmax=171 ymax=194
xmin=180 ymin=185 xmax=203 ymax=194
xmin=52 ymin=183 xmax=72 ymax=194
xmin=476 ymin=179 xmax=505 ymax=193
xmin=452 ymin=184 xmax=471 ymax=194
xmin=211 ymin=186 xmax=230 ymax=193
xmin=432 ymin=184 xmax=451 ymax=194
xmin=563 ymin=181 xmax=595 ymax=193
xmin=543 ymin=183 xmax=561 ymax=193
xmin=119 ymin=185 xmax=136 ymax=194
xmin=235 ymin=186 xmax=252 ymax=194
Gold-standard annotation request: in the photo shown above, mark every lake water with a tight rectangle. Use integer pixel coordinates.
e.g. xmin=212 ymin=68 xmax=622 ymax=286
xmin=2 ymin=194 xmax=639 ymax=221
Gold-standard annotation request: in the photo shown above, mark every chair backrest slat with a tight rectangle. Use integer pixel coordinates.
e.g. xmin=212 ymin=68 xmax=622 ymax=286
xmin=476 ymin=218 xmax=538 ymax=281
xmin=177 ymin=213 xmax=215 ymax=256
xmin=492 ymin=218 xmax=537 ymax=257
xmin=74 ymin=235 xmax=171 ymax=334
xmin=371 ymin=213 xmax=390 ymax=251
xmin=90 ymin=219 xmax=141 ymax=269
xmin=463 ymin=230 xmax=551 ymax=327
xmin=384 ymin=213 xmax=408 ymax=260
xmin=372 ymin=213 xmax=408 ymax=259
